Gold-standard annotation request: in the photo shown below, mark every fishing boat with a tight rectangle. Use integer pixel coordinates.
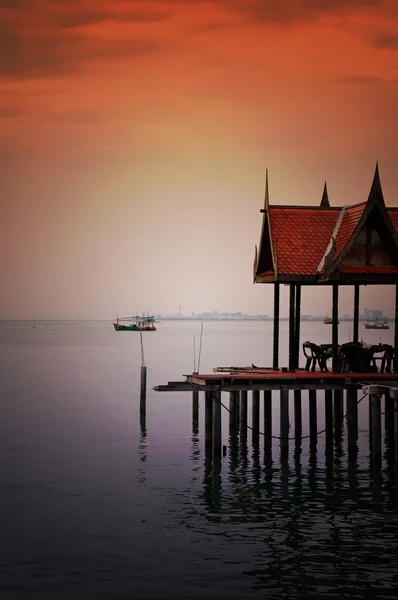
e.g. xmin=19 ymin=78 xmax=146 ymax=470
xmin=364 ymin=318 xmax=389 ymax=330
xmin=113 ymin=316 xmax=157 ymax=331
xmin=324 ymin=313 xmax=339 ymax=324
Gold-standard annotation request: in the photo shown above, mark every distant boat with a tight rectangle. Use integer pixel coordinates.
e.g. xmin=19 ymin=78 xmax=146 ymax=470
xmin=113 ymin=316 xmax=157 ymax=331
xmin=324 ymin=313 xmax=339 ymax=325
xmin=364 ymin=318 xmax=389 ymax=330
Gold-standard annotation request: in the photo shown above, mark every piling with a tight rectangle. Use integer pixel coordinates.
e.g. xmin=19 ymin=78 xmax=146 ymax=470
xmin=205 ymin=390 xmax=213 ymax=449
xmin=240 ymin=390 xmax=248 ymax=432
xmin=394 ymin=393 xmax=398 ymax=470
xmin=370 ymin=388 xmax=382 ymax=470
xmin=212 ymin=389 xmax=222 ymax=456
xmin=140 ymin=365 xmax=147 ymax=411
xmin=229 ymin=391 xmax=238 ymax=430
xmin=280 ymin=387 xmax=289 ymax=458
xmin=252 ymin=390 xmax=260 ymax=442
xmin=325 ymin=390 xmax=333 ymax=450
xmin=346 ymin=387 xmax=357 ymax=456
xmin=263 ymin=390 xmax=272 ymax=457
xmin=192 ymin=390 xmax=199 ymax=433
xmin=309 ymin=390 xmax=317 ymax=445
xmin=334 ymin=390 xmax=343 ymax=421
xmin=294 ymin=390 xmax=302 ymax=437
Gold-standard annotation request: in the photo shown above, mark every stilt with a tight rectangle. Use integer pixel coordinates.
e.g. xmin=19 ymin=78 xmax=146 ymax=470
xmin=280 ymin=387 xmax=289 ymax=458
xmin=325 ymin=390 xmax=333 ymax=450
xmin=263 ymin=390 xmax=272 ymax=458
xmin=294 ymin=390 xmax=302 ymax=437
xmin=393 ymin=390 xmax=398 ymax=470
xmin=346 ymin=387 xmax=357 ymax=456
xmin=192 ymin=390 xmax=199 ymax=434
xmin=309 ymin=390 xmax=317 ymax=445
xmin=212 ymin=389 xmax=222 ymax=456
xmin=140 ymin=365 xmax=147 ymax=411
xmin=205 ymin=390 xmax=213 ymax=449
xmin=334 ymin=389 xmax=343 ymax=422
xmin=370 ymin=388 xmax=382 ymax=470
xmin=332 ymin=284 xmax=339 ymax=371
xmin=252 ymin=390 xmax=260 ymax=442
xmin=394 ymin=284 xmax=398 ymax=373
xmin=385 ymin=391 xmax=394 ymax=452
xmin=229 ymin=391 xmax=238 ymax=430
xmin=240 ymin=390 xmax=248 ymax=432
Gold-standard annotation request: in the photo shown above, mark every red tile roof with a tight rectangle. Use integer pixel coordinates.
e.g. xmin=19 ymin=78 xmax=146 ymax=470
xmin=387 ymin=210 xmax=398 ymax=232
xmin=334 ymin=203 xmax=365 ymax=259
xmin=269 ymin=208 xmax=339 ymax=275
xmin=340 ymin=265 xmax=398 ymax=274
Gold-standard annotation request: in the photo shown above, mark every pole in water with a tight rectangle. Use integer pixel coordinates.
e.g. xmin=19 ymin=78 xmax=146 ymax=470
xmin=140 ymin=329 xmax=147 ymax=410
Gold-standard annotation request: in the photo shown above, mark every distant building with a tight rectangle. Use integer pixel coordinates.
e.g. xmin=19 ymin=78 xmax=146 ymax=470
xmin=371 ymin=309 xmax=383 ymax=320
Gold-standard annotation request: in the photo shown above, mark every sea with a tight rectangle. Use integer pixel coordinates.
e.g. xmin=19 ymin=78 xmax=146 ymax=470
xmin=1 ymin=319 xmax=398 ymax=599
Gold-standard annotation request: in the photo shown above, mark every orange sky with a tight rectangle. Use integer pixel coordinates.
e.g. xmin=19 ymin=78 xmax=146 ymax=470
xmin=1 ymin=0 xmax=398 ymax=319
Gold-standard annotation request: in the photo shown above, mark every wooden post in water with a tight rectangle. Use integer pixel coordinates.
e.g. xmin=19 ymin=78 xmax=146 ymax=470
xmin=212 ymin=389 xmax=222 ymax=456
xmin=390 ymin=388 xmax=398 ymax=470
xmin=229 ymin=391 xmax=238 ymax=431
xmin=370 ymin=387 xmax=382 ymax=470
xmin=346 ymin=387 xmax=357 ymax=456
xmin=280 ymin=387 xmax=289 ymax=458
xmin=334 ymin=390 xmax=343 ymax=422
xmin=205 ymin=390 xmax=213 ymax=449
xmin=325 ymin=390 xmax=333 ymax=450
xmin=192 ymin=390 xmax=199 ymax=433
xmin=384 ymin=390 xmax=394 ymax=451
xmin=252 ymin=390 xmax=260 ymax=442
xmin=140 ymin=365 xmax=147 ymax=411
xmin=263 ymin=390 xmax=272 ymax=457
xmin=240 ymin=390 xmax=248 ymax=433
xmin=294 ymin=390 xmax=302 ymax=437
xmin=394 ymin=284 xmax=398 ymax=373
xmin=309 ymin=390 xmax=317 ymax=445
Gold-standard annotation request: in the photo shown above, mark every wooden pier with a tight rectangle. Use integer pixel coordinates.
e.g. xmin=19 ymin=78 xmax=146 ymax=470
xmin=154 ymin=367 xmax=398 ymax=470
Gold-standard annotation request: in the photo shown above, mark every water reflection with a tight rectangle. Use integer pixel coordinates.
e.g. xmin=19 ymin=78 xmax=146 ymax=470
xmin=182 ymin=420 xmax=398 ymax=598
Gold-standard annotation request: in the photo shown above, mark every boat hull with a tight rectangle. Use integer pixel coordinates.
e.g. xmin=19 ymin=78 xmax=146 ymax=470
xmin=364 ymin=323 xmax=389 ymax=329
xmin=113 ymin=323 xmax=156 ymax=331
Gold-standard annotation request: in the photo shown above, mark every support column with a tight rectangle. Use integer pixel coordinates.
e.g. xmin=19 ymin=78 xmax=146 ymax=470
xmin=205 ymin=390 xmax=213 ymax=449
xmin=240 ymin=390 xmax=248 ymax=433
xmin=263 ymin=390 xmax=272 ymax=456
xmin=395 ymin=284 xmax=398 ymax=373
xmin=309 ymin=389 xmax=317 ymax=445
xmin=393 ymin=391 xmax=398 ymax=470
xmin=294 ymin=390 xmax=302 ymax=437
xmin=353 ymin=284 xmax=359 ymax=343
xmin=229 ymin=391 xmax=238 ymax=430
xmin=273 ymin=283 xmax=280 ymax=370
xmin=252 ymin=390 xmax=260 ymax=442
xmin=370 ymin=388 xmax=382 ymax=470
xmin=334 ymin=389 xmax=343 ymax=421
xmin=332 ymin=283 xmax=339 ymax=371
xmin=325 ymin=390 xmax=333 ymax=450
xmin=295 ymin=284 xmax=301 ymax=369
xmin=346 ymin=387 xmax=357 ymax=456
xmin=212 ymin=389 xmax=222 ymax=456
xmin=192 ymin=390 xmax=199 ymax=433
xmin=280 ymin=387 xmax=289 ymax=458
xmin=289 ymin=284 xmax=296 ymax=371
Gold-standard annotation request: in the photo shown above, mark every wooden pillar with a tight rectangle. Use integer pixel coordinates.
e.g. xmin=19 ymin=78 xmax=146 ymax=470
xmin=385 ymin=390 xmax=394 ymax=452
xmin=309 ymin=389 xmax=317 ymax=445
xmin=212 ymin=389 xmax=222 ymax=456
xmin=240 ymin=390 xmax=248 ymax=432
xmin=280 ymin=387 xmax=289 ymax=458
xmin=229 ymin=391 xmax=238 ymax=430
xmin=289 ymin=284 xmax=296 ymax=371
xmin=395 ymin=284 xmax=398 ymax=373
xmin=334 ymin=389 xmax=343 ymax=422
xmin=346 ymin=387 xmax=357 ymax=456
xmin=325 ymin=390 xmax=333 ymax=450
xmin=353 ymin=284 xmax=359 ymax=344
xmin=295 ymin=284 xmax=301 ymax=369
xmin=393 ymin=391 xmax=398 ymax=470
xmin=252 ymin=390 xmax=260 ymax=441
xmin=370 ymin=388 xmax=382 ymax=470
xmin=332 ymin=283 xmax=339 ymax=371
xmin=263 ymin=390 xmax=272 ymax=454
xmin=294 ymin=389 xmax=302 ymax=437
xmin=273 ymin=283 xmax=280 ymax=370
xmin=140 ymin=365 xmax=147 ymax=411
xmin=205 ymin=390 xmax=213 ymax=449
xmin=192 ymin=390 xmax=199 ymax=434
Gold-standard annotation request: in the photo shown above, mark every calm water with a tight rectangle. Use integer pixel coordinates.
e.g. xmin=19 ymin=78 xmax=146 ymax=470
xmin=1 ymin=319 xmax=398 ymax=599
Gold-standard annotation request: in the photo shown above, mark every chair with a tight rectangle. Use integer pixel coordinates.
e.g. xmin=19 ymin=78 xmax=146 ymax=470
xmin=339 ymin=342 xmax=366 ymax=372
xmin=303 ymin=341 xmax=329 ymax=372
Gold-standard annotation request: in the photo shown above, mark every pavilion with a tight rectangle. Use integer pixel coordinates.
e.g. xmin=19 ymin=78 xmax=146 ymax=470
xmin=253 ymin=163 xmax=398 ymax=372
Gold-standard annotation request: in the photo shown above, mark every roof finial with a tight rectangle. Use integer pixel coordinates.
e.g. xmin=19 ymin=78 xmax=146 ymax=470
xmin=368 ymin=161 xmax=384 ymax=204
xmin=263 ymin=168 xmax=269 ymax=209
xmin=320 ymin=181 xmax=330 ymax=207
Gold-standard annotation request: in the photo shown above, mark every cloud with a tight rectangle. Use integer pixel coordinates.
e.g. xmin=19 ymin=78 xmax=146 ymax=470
xmin=370 ymin=33 xmax=398 ymax=49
